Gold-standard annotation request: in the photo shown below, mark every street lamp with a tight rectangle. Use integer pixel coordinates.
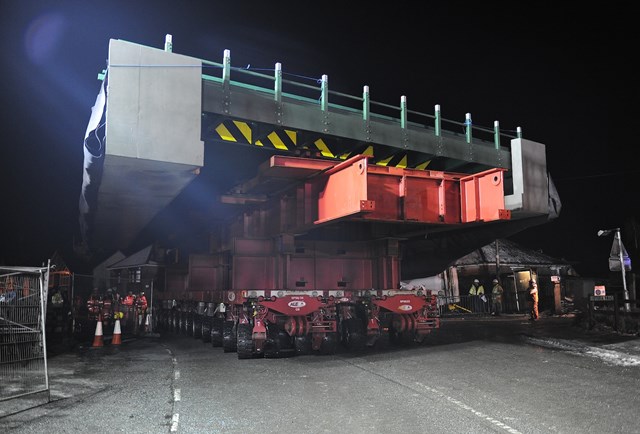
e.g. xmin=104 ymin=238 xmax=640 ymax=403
xmin=597 ymin=228 xmax=630 ymax=312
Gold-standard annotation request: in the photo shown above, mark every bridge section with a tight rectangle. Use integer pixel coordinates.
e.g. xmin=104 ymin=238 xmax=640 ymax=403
xmin=79 ymin=35 xmax=558 ymax=268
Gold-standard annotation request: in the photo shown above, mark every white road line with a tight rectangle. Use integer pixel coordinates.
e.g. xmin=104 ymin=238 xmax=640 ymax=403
xmin=170 ymin=413 xmax=179 ymax=432
xmin=174 ymin=370 xmax=180 ymax=380
xmin=174 ymin=388 xmax=181 ymax=402
xmin=415 ymin=381 xmax=521 ymax=434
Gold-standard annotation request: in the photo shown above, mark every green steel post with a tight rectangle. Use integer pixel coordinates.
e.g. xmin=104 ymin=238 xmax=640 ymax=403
xmin=274 ymin=62 xmax=282 ymax=104
xmin=435 ymin=104 xmax=441 ymax=137
xmin=164 ymin=34 xmax=173 ymax=52
xmin=517 ymin=126 xmax=523 ymax=138
xmin=400 ymin=96 xmax=407 ymax=129
xmin=363 ymin=86 xmax=370 ymax=122
xmin=320 ymin=74 xmax=329 ymax=112
xmin=222 ymin=49 xmax=231 ymax=89
xmin=465 ymin=113 xmax=472 ymax=144
xmin=494 ymin=120 xmax=501 ymax=149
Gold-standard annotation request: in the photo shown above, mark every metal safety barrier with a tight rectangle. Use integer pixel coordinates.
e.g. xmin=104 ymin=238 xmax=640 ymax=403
xmin=438 ymin=294 xmax=492 ymax=316
xmin=0 ymin=265 xmax=51 ymax=414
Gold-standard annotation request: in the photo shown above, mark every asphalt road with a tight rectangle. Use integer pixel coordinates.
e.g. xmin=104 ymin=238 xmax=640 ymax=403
xmin=3 ymin=315 xmax=640 ymax=434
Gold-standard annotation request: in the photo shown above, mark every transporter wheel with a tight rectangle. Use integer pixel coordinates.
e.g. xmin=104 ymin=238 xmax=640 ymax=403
xmin=264 ymin=330 xmax=295 ymax=359
xmin=171 ymin=311 xmax=179 ymax=333
xmin=342 ymin=318 xmax=366 ymax=351
xmin=178 ymin=312 xmax=186 ymax=334
xmin=388 ymin=324 xmax=406 ymax=346
xmin=318 ymin=332 xmax=338 ymax=355
xmin=212 ymin=318 xmax=224 ymax=347
xmin=374 ymin=329 xmax=391 ymax=350
xmin=201 ymin=317 xmax=212 ymax=343
xmin=392 ymin=330 xmax=414 ymax=346
xmin=294 ymin=336 xmax=312 ymax=355
xmin=185 ymin=313 xmax=194 ymax=336
xmin=193 ymin=316 xmax=202 ymax=339
xmin=222 ymin=320 xmax=237 ymax=353
xmin=237 ymin=323 xmax=254 ymax=359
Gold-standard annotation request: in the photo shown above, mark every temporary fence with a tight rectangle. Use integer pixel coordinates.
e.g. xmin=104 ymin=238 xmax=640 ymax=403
xmin=0 ymin=264 xmax=51 ymax=414
xmin=438 ymin=292 xmax=528 ymax=317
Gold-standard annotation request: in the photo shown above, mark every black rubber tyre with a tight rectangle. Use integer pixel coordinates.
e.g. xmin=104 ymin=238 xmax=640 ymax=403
xmin=392 ymin=330 xmax=414 ymax=346
xmin=342 ymin=318 xmax=366 ymax=351
xmin=193 ymin=316 xmax=202 ymax=339
xmin=318 ymin=332 xmax=338 ymax=355
xmin=264 ymin=330 xmax=294 ymax=358
xmin=222 ymin=320 xmax=237 ymax=353
xmin=212 ymin=318 xmax=224 ymax=348
xmin=201 ymin=317 xmax=211 ymax=343
xmin=178 ymin=312 xmax=186 ymax=334
xmin=237 ymin=323 xmax=254 ymax=359
xmin=374 ymin=328 xmax=391 ymax=350
xmin=294 ymin=336 xmax=312 ymax=355
xmin=185 ymin=313 xmax=194 ymax=337
xmin=170 ymin=311 xmax=178 ymax=333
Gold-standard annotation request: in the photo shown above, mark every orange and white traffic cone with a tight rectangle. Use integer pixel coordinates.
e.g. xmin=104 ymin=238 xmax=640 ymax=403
xmin=112 ymin=315 xmax=122 ymax=346
xmin=92 ymin=315 xmax=104 ymax=348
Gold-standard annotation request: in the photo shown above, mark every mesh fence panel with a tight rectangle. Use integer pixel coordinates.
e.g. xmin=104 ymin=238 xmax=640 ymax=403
xmin=0 ymin=266 xmax=50 ymax=412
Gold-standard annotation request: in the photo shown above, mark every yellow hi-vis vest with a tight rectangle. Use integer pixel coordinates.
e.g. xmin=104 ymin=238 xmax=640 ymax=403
xmin=469 ymin=284 xmax=484 ymax=295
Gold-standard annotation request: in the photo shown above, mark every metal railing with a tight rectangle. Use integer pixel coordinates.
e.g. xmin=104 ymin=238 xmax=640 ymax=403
xmin=438 ymin=293 xmax=529 ymax=317
xmin=197 ymin=52 xmax=521 ymax=149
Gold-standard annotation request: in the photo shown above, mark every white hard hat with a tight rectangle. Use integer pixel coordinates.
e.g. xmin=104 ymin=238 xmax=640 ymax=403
xmin=473 ymin=279 xmax=479 ymax=283
xmin=492 ymin=279 xmax=498 ymax=283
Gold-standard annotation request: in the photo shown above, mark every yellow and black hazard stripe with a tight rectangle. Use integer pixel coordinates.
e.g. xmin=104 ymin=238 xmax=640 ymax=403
xmin=312 ymin=138 xmax=336 ymax=158
xmin=335 ymin=143 xmax=432 ymax=170
xmin=375 ymin=153 xmax=408 ymax=168
xmin=213 ymin=120 xmax=296 ymax=150
xmin=214 ymin=120 xmax=252 ymax=144
xmin=213 ymin=121 xmax=432 ymax=169
xmin=374 ymin=149 xmax=432 ymax=170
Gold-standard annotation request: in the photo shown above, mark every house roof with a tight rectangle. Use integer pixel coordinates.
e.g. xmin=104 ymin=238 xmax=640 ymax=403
xmin=452 ymin=238 xmax=571 ymax=267
xmin=49 ymin=250 xmax=69 ymax=271
xmin=107 ymin=245 xmax=160 ymax=270
xmin=94 ymin=251 xmax=126 ymax=269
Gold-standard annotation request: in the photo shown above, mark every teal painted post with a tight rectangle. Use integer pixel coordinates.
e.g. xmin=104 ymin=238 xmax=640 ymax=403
xmin=400 ymin=96 xmax=407 ymax=129
xmin=435 ymin=104 xmax=441 ymax=137
xmin=320 ymin=74 xmax=329 ymax=112
xmin=222 ymin=49 xmax=231 ymax=114
xmin=274 ymin=62 xmax=282 ymax=104
xmin=363 ymin=86 xmax=370 ymax=122
xmin=164 ymin=34 xmax=173 ymax=52
xmin=222 ymin=49 xmax=231 ymax=88
xmin=465 ymin=113 xmax=472 ymax=143
xmin=494 ymin=121 xmax=501 ymax=149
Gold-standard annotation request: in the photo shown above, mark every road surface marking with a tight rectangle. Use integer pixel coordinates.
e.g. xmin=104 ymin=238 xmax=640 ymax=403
xmin=415 ymin=381 xmax=521 ymax=433
xmin=170 ymin=414 xmax=180 ymax=432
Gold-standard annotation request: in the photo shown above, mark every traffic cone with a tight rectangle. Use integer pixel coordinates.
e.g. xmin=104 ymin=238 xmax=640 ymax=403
xmin=112 ymin=316 xmax=122 ymax=345
xmin=92 ymin=316 xmax=104 ymax=347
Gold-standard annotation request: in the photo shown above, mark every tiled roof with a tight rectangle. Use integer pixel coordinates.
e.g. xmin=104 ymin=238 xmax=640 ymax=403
xmin=107 ymin=245 xmax=159 ymax=269
xmin=452 ymin=239 xmax=570 ymax=266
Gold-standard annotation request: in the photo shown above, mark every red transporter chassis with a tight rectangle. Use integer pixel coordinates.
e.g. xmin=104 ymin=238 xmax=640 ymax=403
xmin=158 ymin=154 xmax=508 ymax=358
xmin=220 ymin=287 xmax=440 ymax=358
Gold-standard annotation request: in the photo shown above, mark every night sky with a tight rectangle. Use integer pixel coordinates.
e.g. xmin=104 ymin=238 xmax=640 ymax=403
xmin=0 ymin=2 xmax=636 ymax=277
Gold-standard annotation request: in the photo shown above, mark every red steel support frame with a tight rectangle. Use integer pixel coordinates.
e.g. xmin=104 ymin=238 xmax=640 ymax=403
xmin=158 ymin=154 xmax=510 ymax=357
